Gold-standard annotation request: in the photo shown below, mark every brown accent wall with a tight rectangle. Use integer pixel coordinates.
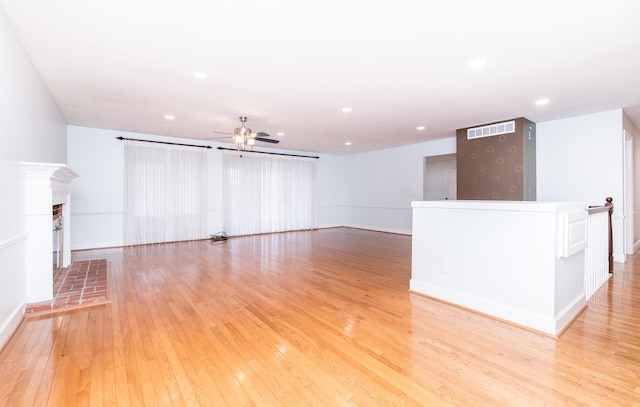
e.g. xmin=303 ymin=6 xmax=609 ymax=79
xmin=456 ymin=118 xmax=536 ymax=200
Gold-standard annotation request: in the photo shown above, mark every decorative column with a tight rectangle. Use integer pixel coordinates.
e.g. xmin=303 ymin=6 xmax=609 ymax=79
xmin=22 ymin=162 xmax=79 ymax=303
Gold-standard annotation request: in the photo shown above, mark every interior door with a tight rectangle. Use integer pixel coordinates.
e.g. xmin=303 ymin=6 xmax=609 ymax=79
xmin=445 ymin=169 xmax=457 ymax=200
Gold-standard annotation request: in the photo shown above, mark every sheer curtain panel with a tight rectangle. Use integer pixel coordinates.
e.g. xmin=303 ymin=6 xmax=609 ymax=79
xmin=222 ymin=150 xmax=318 ymax=236
xmin=124 ymin=140 xmax=207 ymax=245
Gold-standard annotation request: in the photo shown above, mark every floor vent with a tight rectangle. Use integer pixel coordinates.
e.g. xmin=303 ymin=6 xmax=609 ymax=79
xmin=467 ymin=120 xmax=515 ymax=140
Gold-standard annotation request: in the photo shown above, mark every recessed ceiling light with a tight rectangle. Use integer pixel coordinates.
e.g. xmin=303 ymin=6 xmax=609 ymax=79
xmin=470 ymin=58 xmax=487 ymax=68
xmin=345 ymin=141 xmax=352 ymax=146
xmin=342 ymin=107 xmax=352 ymax=113
xmin=276 ymin=132 xmax=285 ymax=136
xmin=193 ymin=72 xmax=208 ymax=79
xmin=416 ymin=126 xmax=425 ymax=131
xmin=535 ymin=98 xmax=550 ymax=105
xmin=164 ymin=115 xmax=175 ymax=120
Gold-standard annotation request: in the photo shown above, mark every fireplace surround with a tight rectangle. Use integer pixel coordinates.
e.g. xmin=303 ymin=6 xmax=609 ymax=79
xmin=23 ymin=162 xmax=78 ymax=303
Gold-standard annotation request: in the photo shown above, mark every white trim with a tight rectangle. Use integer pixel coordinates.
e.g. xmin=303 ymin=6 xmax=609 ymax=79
xmin=409 ymin=279 xmax=584 ymax=336
xmin=343 ymin=223 xmax=411 ymax=235
xmin=554 ymin=295 xmax=587 ymax=335
xmin=0 ymin=301 xmax=26 ymax=352
xmin=0 ymin=232 xmax=28 ymax=251
xmin=71 ymin=240 xmax=124 ymax=250
xmin=71 ymin=211 xmax=122 ymax=216
xmin=317 ymin=224 xmax=345 ymax=229
xmin=345 ymin=205 xmax=411 ymax=211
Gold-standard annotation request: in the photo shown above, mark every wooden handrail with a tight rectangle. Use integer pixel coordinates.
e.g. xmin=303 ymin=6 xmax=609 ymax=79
xmin=588 ymin=197 xmax=614 ymax=273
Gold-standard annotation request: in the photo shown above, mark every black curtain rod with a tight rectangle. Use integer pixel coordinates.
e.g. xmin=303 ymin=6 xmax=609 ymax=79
xmin=116 ymin=136 xmax=212 ymax=149
xmin=217 ymin=147 xmax=319 ymax=159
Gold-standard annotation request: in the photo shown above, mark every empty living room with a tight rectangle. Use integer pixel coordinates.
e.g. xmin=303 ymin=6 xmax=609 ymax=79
xmin=2 ymin=1 xmax=640 ymax=405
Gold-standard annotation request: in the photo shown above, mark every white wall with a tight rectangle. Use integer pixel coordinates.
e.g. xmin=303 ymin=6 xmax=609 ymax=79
xmin=343 ymin=138 xmax=457 ymax=234
xmin=537 ymin=109 xmax=625 ymax=261
xmin=67 ymin=126 xmax=347 ymax=249
xmin=537 ymin=110 xmax=623 ymax=204
xmin=0 ymin=10 xmax=67 ymax=347
xmin=67 ymin=127 xmax=125 ymax=248
xmin=317 ymin=154 xmax=347 ymax=228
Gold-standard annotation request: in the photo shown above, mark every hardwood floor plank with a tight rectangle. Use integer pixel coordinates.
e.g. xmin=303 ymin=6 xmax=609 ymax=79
xmin=2 ymin=228 xmax=640 ymax=405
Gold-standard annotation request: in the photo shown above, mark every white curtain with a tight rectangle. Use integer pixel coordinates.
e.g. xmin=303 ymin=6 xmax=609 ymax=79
xmin=222 ymin=150 xmax=318 ymax=236
xmin=124 ymin=140 xmax=207 ymax=245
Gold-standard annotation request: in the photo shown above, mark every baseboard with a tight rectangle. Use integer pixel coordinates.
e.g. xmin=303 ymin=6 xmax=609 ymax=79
xmin=554 ymin=296 xmax=587 ymax=337
xmin=317 ymin=224 xmax=344 ymax=229
xmin=613 ymin=252 xmax=626 ymax=263
xmin=0 ymin=300 xmax=26 ymax=353
xmin=343 ymin=224 xmax=412 ymax=235
xmin=409 ymin=279 xmax=568 ymax=336
xmin=71 ymin=240 xmax=124 ymax=250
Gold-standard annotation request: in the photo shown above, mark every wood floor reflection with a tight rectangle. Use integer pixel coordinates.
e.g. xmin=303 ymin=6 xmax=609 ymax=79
xmin=1 ymin=228 xmax=638 ymax=406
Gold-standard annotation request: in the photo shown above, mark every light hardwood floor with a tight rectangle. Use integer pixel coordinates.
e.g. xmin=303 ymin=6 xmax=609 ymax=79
xmin=1 ymin=228 xmax=639 ymax=406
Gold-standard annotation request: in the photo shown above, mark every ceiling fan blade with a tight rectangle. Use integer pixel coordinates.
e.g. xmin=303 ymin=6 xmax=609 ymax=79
xmin=255 ymin=137 xmax=279 ymax=144
xmin=255 ymin=132 xmax=270 ymax=138
xmin=211 ymin=130 xmax=233 ymax=135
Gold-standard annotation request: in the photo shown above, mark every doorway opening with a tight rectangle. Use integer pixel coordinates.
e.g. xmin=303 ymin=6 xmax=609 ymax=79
xmin=423 ymin=154 xmax=457 ymax=200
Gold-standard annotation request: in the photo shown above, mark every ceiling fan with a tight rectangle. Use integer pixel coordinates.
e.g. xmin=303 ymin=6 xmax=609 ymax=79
xmin=210 ymin=116 xmax=280 ymax=150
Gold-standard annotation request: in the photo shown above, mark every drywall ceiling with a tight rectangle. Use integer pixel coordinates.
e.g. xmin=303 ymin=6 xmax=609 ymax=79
xmin=2 ymin=0 xmax=640 ymax=154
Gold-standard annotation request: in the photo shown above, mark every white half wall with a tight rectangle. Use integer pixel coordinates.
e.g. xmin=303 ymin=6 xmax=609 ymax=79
xmin=410 ymin=200 xmax=587 ymax=336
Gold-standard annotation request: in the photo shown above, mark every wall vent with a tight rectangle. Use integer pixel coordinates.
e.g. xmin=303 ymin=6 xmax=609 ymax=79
xmin=467 ymin=120 xmax=515 ymax=140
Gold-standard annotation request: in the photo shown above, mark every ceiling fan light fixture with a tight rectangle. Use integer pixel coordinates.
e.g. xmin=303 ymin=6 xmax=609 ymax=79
xmin=232 ymin=116 xmax=254 ymax=149
xmin=223 ymin=116 xmax=279 ymax=150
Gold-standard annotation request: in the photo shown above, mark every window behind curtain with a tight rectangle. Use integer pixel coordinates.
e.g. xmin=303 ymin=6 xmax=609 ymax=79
xmin=222 ymin=150 xmax=318 ymax=236
xmin=124 ymin=140 xmax=207 ymax=245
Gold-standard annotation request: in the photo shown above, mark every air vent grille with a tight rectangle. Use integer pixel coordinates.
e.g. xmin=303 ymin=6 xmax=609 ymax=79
xmin=467 ymin=120 xmax=515 ymax=140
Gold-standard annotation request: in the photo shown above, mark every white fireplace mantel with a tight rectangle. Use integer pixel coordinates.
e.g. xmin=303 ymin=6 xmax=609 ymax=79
xmin=22 ymin=162 xmax=79 ymax=303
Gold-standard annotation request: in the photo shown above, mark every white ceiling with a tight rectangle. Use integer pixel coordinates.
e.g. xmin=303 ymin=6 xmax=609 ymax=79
xmin=2 ymin=0 xmax=640 ymax=154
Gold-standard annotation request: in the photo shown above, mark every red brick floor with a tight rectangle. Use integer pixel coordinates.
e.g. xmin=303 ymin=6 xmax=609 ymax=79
xmin=25 ymin=259 xmax=108 ymax=314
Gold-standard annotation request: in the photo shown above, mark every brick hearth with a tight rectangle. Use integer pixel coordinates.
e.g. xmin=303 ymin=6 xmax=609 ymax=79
xmin=25 ymin=259 xmax=108 ymax=314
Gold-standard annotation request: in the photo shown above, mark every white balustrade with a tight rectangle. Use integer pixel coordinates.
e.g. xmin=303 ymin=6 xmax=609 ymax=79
xmin=584 ymin=208 xmax=611 ymax=300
